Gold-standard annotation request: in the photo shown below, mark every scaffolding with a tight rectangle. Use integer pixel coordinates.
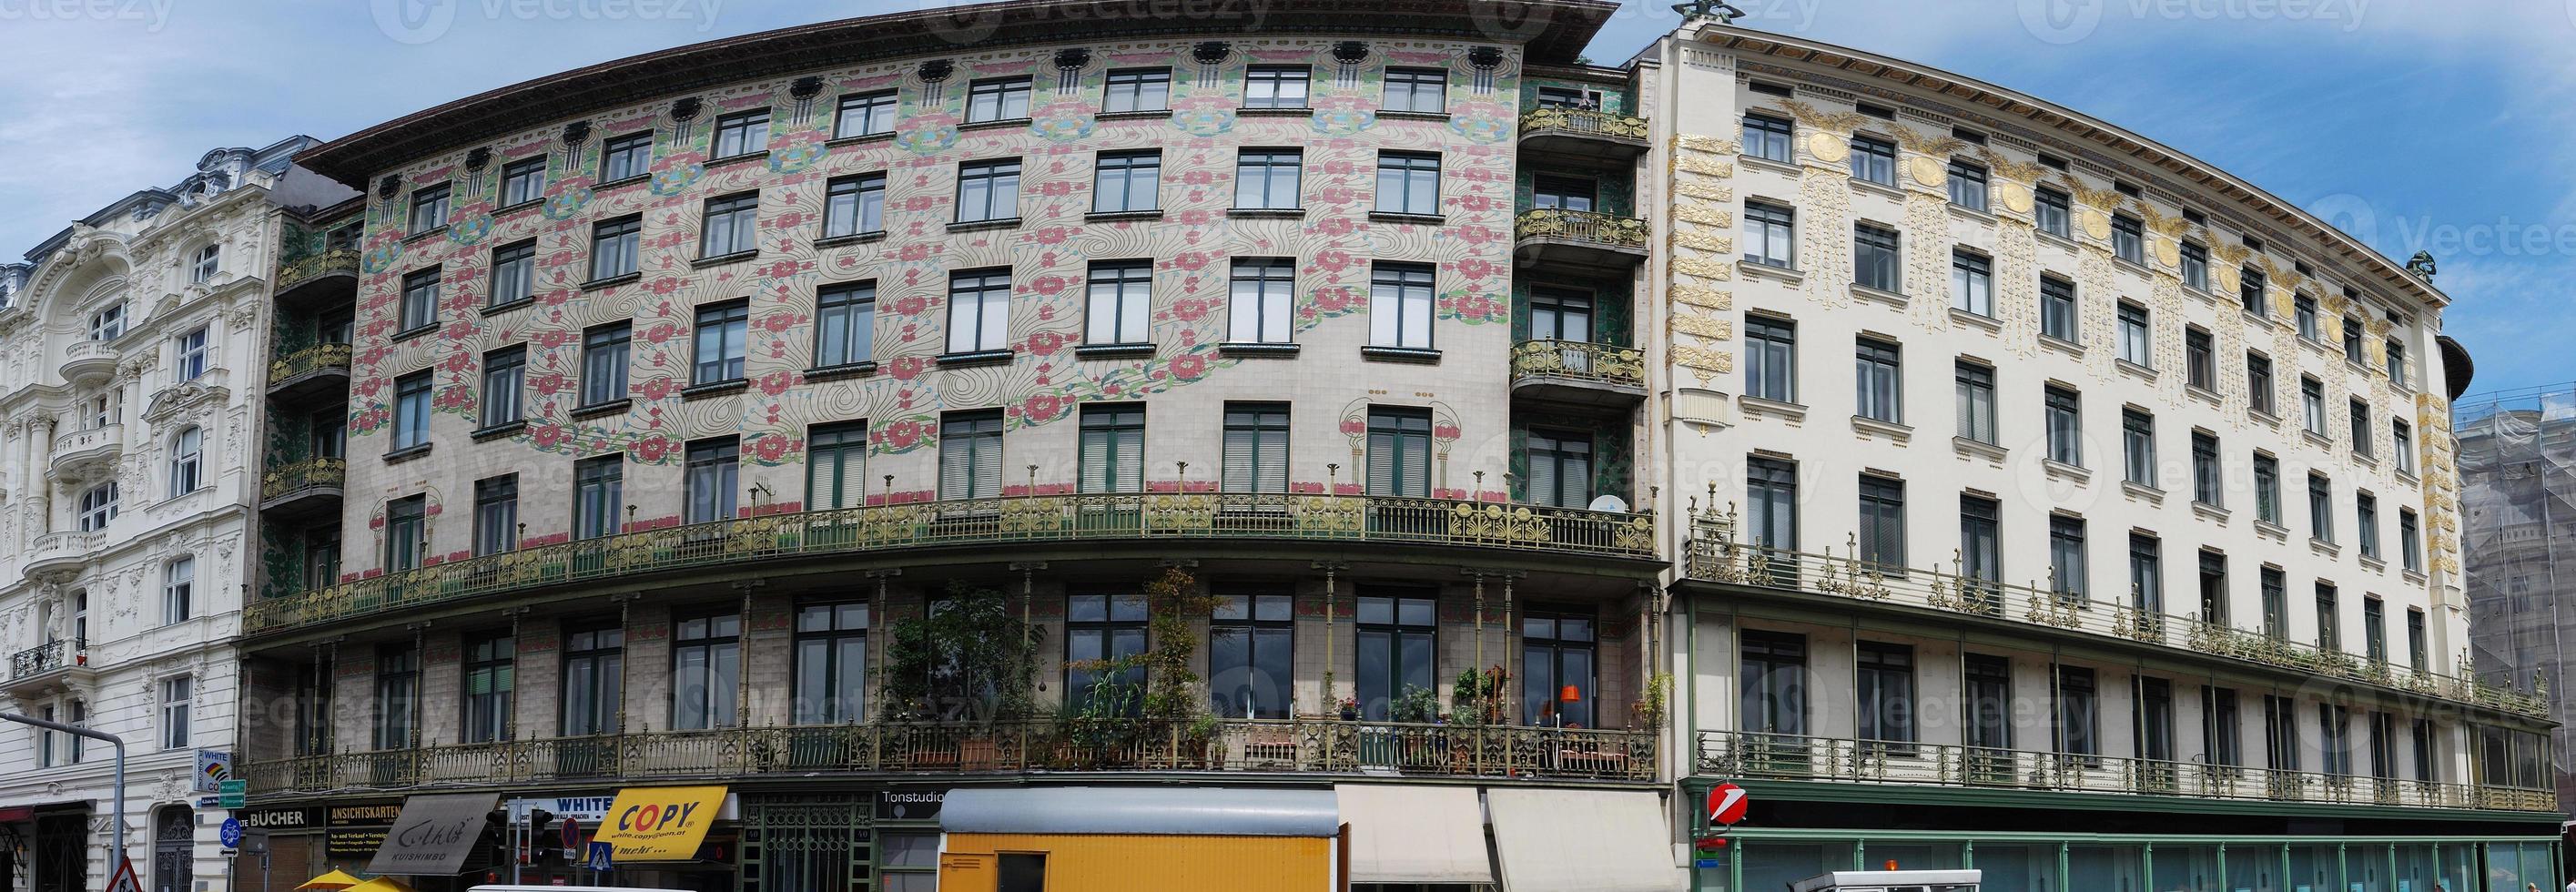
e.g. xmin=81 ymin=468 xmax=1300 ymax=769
xmin=2455 ymin=382 xmax=2576 ymax=809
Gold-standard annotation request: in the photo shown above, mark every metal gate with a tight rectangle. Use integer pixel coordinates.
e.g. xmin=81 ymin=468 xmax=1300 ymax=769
xmin=35 ymin=814 xmax=87 ymax=892
xmin=738 ymin=796 xmax=870 ymax=892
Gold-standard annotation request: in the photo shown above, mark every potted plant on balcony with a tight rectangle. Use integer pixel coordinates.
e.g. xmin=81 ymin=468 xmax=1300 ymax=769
xmin=1336 ymin=695 xmax=1359 ymax=722
xmin=879 ymin=580 xmax=1047 ymax=770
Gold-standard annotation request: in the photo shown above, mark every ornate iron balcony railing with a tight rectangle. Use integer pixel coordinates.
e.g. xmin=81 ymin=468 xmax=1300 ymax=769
xmin=1511 ymin=340 xmax=1647 ymax=390
xmin=1514 ymin=209 xmax=1650 ymax=251
xmin=269 ymin=343 xmax=353 ymax=385
xmin=275 ymin=249 xmax=360 ymax=294
xmin=10 ymin=638 xmax=85 ymax=680
xmin=261 ymin=458 xmax=346 ymax=502
xmin=1518 ymin=107 xmax=1649 ymax=143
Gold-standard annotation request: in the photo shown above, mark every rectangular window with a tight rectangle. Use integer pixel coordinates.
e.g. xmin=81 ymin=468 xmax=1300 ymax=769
xmin=955 ymin=158 xmax=1022 ymax=223
xmin=1746 ymin=458 xmax=1799 ymax=575
xmin=1531 ymin=174 xmax=1594 ymax=211
xmin=2364 ymin=595 xmax=2388 ymax=665
xmin=2357 ymin=492 xmax=2380 ymax=560
xmin=385 ymin=494 xmax=427 ymax=572
xmin=573 ymin=455 xmax=624 ymax=540
xmin=1228 ymin=258 xmax=1293 ymax=343
xmin=1746 ymin=316 xmax=1796 ymax=403
xmin=1853 ymin=337 xmax=1902 ymax=423
xmin=162 ymin=556 xmax=193 ymax=624
xmin=2122 ymin=409 xmax=2155 ymax=487
xmin=1085 ymin=260 xmax=1152 ymax=345
xmin=2192 ymin=431 xmax=2221 ymax=506
xmin=806 ymin=421 xmax=868 ymax=511
xmin=1742 ymin=113 xmax=1791 ymax=163
xmin=90 ymin=304 xmax=125 ymax=340
xmin=833 ymin=90 xmax=898 ymax=138
xmin=2255 ymin=453 xmax=2282 ymax=524
xmin=1740 ymin=630 xmax=1806 ymax=735
xmin=2135 ymin=676 xmax=2175 ymax=764
xmin=392 ymin=370 xmax=431 ymax=451
xmin=590 ymin=214 xmax=642 ymax=280
xmin=1222 ymin=402 xmax=1289 ymax=493
xmin=1092 ymin=150 xmax=1161 ymax=214
xmin=472 ymin=475 xmax=517 ymax=557
xmin=2180 ymin=240 xmax=2208 ymax=290
xmin=1076 ymin=404 xmax=1145 ymax=494
xmin=2186 ymin=328 xmax=2215 ymax=390
xmin=2055 ymin=665 xmax=2097 ymax=757
xmin=560 ymin=623 xmax=624 ymax=736
xmin=2320 ymin=704 xmax=2351 ymax=776
xmin=1965 ymin=654 xmax=2013 ymax=754
xmin=793 ymin=602 xmax=870 ymax=724
xmin=1365 ymin=407 xmax=1433 ymax=497
xmin=1354 ymin=591 xmax=1435 ymax=721
xmin=1525 ymin=605 xmax=1599 ymax=727
xmin=671 ymin=613 xmax=742 ymax=730
xmin=1102 ymin=68 xmax=1171 ymax=113
xmin=947 ymin=269 xmax=1011 ymax=354
xmin=2040 ymin=275 xmax=2078 ymax=341
xmin=1852 ymin=222 xmax=1900 ymax=293
xmin=1954 ymin=360 xmax=1996 ymax=445
xmin=461 ymin=634 xmax=513 ymax=744
xmin=939 ymin=410 xmax=1005 ymax=500
xmin=814 ymin=283 xmax=876 ymax=369
xmin=685 ymin=437 xmax=739 ymax=524
xmin=2034 ymin=187 xmax=2071 ymax=238
xmin=2296 ymin=294 xmax=2320 ymax=340
xmin=1743 ymin=201 xmax=1794 ymax=268
xmin=400 ymin=268 xmax=439 ymax=333
xmin=1368 ymin=262 xmax=1435 ymax=349
xmin=692 ymin=300 xmax=748 ymax=384
xmin=712 ymin=109 xmax=769 ymax=158
xmin=601 ymin=131 xmax=652 ymax=182
xmin=698 ymin=192 xmax=759 ymax=258
xmin=2368 ymin=712 xmax=2398 ymax=780
xmin=965 ymin=77 xmax=1032 ymax=122
xmin=489 ymin=238 xmax=535 ymax=308
xmin=2115 ymin=302 xmax=2151 ymax=366
xmin=409 ymin=183 xmax=450 ymax=234
xmin=2386 ymin=338 xmax=2409 ymax=386
xmin=2342 ymin=314 xmax=2367 ymax=365
xmin=1374 ymin=151 xmax=1441 ymax=216
xmin=1525 ymin=428 xmax=1594 ymax=509
xmin=2400 ymin=509 xmax=2423 ymax=573
xmin=2301 ymin=377 xmax=2327 ymax=435
xmin=1960 ymin=495 xmax=2002 ymax=606
xmin=1209 ymin=592 xmax=1293 ymax=718
xmin=2128 ymin=533 xmax=2163 ymax=613
xmin=2317 ymin=582 xmax=2341 ymax=653
xmin=2112 ymin=213 xmax=2143 ymax=264
xmin=1242 ymin=66 xmax=1311 ymax=109
xmin=2241 ymin=266 xmax=2268 ymax=317
xmin=1951 ymin=249 xmax=1993 ymax=316
xmin=500 ymin=156 xmax=547 ymax=207
xmin=2264 ymin=694 xmax=2299 ymax=772
xmin=2308 ymin=473 xmax=2335 ymax=543
xmin=2204 ymin=686 xmax=2242 ymax=768
xmin=1946 ymin=159 xmax=1988 ymax=211
xmin=2408 ymin=608 xmax=2428 ymax=673
xmin=582 ymin=322 xmax=631 ymax=407
xmin=2197 ymin=550 xmax=2229 ymax=625
xmin=1382 ymin=66 xmax=1446 ymax=113
xmin=2349 ymin=399 xmax=2372 ymax=456
xmin=2393 ymin=419 xmax=2416 ymax=473
xmin=2049 ymin=514 xmax=2087 ymax=601
xmin=1857 ymin=642 xmax=1915 ymax=747
xmin=373 ymin=646 xmax=414 ymax=749
xmin=823 ymin=173 xmax=887 ymax=238
xmin=2045 ymin=384 xmax=2082 ymax=466
xmin=2246 ymin=352 xmax=2276 ymax=415
xmin=176 ymin=326 xmax=209 ymax=381
xmin=1851 ymin=134 xmax=1895 ymax=186
xmin=1855 ymin=475 xmax=1905 ymax=573
xmin=1233 ymin=148 xmax=1303 ymax=208
xmin=2411 ymin=719 xmax=2436 ymax=781
xmin=1535 ymin=86 xmax=1595 ymax=108
xmin=2261 ymin=567 xmax=2287 ymax=639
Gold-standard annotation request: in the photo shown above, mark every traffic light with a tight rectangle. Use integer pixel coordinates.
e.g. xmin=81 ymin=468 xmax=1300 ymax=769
xmin=526 ymin=809 xmax=559 ymax=863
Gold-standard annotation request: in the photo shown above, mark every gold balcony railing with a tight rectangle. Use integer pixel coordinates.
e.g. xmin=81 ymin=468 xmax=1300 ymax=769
xmin=1511 ymin=340 xmax=1646 ymax=390
xmin=238 ymin=719 xmax=1659 ymax=794
xmin=269 ymin=343 xmax=352 ymax=385
xmin=1683 ymin=517 xmax=2548 ymax=719
xmin=1695 ymin=730 xmax=2559 ymax=814
xmin=1514 ymin=209 xmax=1650 ymax=252
xmin=261 ymin=458 xmax=345 ymax=503
xmin=246 ymin=493 xmax=1657 ymax=634
xmin=1518 ymin=107 xmax=1649 ymax=143
xmin=275 ymin=249 xmax=360 ymax=294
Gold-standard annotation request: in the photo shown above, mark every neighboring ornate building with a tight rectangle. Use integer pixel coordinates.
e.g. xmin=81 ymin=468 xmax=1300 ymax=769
xmin=1650 ymin=20 xmax=2560 ymax=890
xmin=0 ymin=137 xmax=355 ymax=892
xmin=2456 ymin=384 xmax=2576 ymax=816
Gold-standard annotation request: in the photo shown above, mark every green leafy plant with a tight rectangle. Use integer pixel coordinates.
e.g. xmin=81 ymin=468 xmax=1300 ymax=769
xmin=1390 ymin=684 xmax=1443 ymax=724
xmin=878 ymin=580 xmax=1045 ymax=725
xmin=1450 ymin=664 xmax=1509 ymax=726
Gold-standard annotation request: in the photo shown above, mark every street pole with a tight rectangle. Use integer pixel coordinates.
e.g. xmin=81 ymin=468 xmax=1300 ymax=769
xmin=3 ymin=712 xmax=127 ymax=881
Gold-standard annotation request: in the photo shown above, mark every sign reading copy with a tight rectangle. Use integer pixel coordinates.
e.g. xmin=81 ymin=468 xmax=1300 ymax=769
xmin=595 ymin=786 xmax=727 ymax=863
xmin=367 ymin=793 xmax=500 ymax=877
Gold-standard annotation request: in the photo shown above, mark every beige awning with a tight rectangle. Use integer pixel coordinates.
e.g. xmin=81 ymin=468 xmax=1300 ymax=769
xmin=1335 ymin=785 xmax=1494 ymax=885
xmin=1488 ymin=788 xmax=1684 ymax=892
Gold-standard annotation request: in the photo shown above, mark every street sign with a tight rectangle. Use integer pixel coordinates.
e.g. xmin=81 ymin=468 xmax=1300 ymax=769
xmin=1694 ymin=857 xmax=1723 ymax=869
xmin=105 ymin=857 xmax=143 ymax=892
xmin=561 ymin=817 xmax=583 ymax=854
xmin=1707 ymin=782 xmax=1749 ymax=826
xmin=218 ymin=780 xmax=248 ymax=809
xmin=194 ymin=751 xmax=234 ymax=794
xmin=585 ymin=842 xmax=613 ymax=871
xmin=219 ymin=818 xmax=245 ymax=848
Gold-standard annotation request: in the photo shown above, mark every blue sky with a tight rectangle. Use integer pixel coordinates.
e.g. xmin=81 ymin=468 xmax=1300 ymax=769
xmin=5 ymin=0 xmax=2568 ymax=395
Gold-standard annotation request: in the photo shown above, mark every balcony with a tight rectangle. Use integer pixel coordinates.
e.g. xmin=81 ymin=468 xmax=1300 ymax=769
xmin=1517 ymin=108 xmax=1649 ymax=162
xmin=260 ymin=457 xmax=345 ymax=516
xmin=1695 ymin=730 xmax=2559 ymax=814
xmin=238 ymin=718 xmax=1659 ymax=794
xmin=3 ymin=638 xmax=92 ymax=700
xmin=246 ymin=492 xmax=1658 ymax=634
xmin=1514 ymin=209 xmax=1648 ymax=270
xmin=49 ymin=424 xmax=122 ymax=478
xmin=26 ymin=531 xmax=99 ymax=578
xmin=267 ymin=343 xmax=352 ymax=400
xmin=274 ymin=248 xmax=360 ymax=304
xmin=58 ymin=340 xmax=117 ymax=383
xmin=1510 ymin=340 xmax=1646 ymax=406
xmin=1682 ymin=519 xmax=2549 ymax=719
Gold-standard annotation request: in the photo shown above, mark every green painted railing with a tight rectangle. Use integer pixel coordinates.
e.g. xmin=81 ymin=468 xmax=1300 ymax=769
xmin=246 ymin=493 xmax=1657 ymax=634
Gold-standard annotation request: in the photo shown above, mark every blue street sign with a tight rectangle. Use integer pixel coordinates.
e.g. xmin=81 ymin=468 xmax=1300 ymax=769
xmin=1693 ymin=858 xmax=1723 ymax=869
xmin=586 ymin=842 xmax=613 ymax=871
xmin=218 ymin=818 xmax=243 ymax=848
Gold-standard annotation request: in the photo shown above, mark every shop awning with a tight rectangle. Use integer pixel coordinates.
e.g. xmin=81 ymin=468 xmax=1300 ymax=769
xmin=1487 ymin=788 xmax=1683 ymax=892
xmin=293 ymin=869 xmax=362 ymax=890
xmin=1335 ymin=785 xmax=1494 ymax=885
xmin=943 ymin=787 xmax=1338 ymax=837
xmin=364 ymin=793 xmax=497 ymax=877
xmin=596 ymin=786 xmax=729 ymax=862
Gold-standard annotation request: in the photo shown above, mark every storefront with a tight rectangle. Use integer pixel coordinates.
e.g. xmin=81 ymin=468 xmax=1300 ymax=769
xmin=234 ymin=806 xmax=323 ymax=892
xmin=321 ymin=802 xmax=399 ymax=876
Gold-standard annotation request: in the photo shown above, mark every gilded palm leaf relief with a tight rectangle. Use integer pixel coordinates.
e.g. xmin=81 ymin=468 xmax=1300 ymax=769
xmin=1976 ymin=148 xmax=2050 ymax=218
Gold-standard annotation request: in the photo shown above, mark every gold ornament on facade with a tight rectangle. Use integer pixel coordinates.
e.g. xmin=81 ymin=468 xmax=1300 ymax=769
xmin=1802 ymin=132 xmax=1849 ymax=165
xmin=1993 ymin=181 xmax=2033 ymax=216
xmin=1678 ymin=154 xmax=1737 ymax=177
xmin=2079 ymin=208 xmax=2113 ymax=241
xmin=1676 ymin=179 xmax=1734 ymax=202
xmin=1777 ymin=99 xmax=1867 ymax=135
xmin=1668 ymin=314 xmax=1731 ymax=340
xmin=1676 ymin=204 xmax=1732 ymax=227
xmin=1673 ymin=229 xmax=1732 ymax=254
xmin=1674 ymin=256 xmax=1735 ymax=280
xmin=1905 ymin=155 xmax=1948 ymax=188
xmin=1518 ymin=107 xmax=1648 ymax=142
xmin=1676 ymin=133 xmax=1737 ymax=156
xmin=1672 ymin=285 xmax=1733 ymax=309
xmin=2060 ymin=176 xmax=2126 ymax=211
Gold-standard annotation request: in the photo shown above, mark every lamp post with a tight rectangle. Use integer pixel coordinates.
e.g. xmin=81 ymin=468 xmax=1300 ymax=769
xmin=2 ymin=712 xmax=127 ymax=878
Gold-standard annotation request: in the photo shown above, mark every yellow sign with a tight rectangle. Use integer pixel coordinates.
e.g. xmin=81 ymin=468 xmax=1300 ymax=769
xmin=596 ymin=786 xmax=727 ymax=862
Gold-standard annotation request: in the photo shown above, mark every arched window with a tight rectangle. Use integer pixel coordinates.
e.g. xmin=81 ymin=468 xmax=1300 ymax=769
xmin=190 ymin=244 xmax=220 ymax=284
xmin=76 ymin=482 xmax=117 ymax=532
xmin=168 ymin=427 xmax=202 ymax=494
